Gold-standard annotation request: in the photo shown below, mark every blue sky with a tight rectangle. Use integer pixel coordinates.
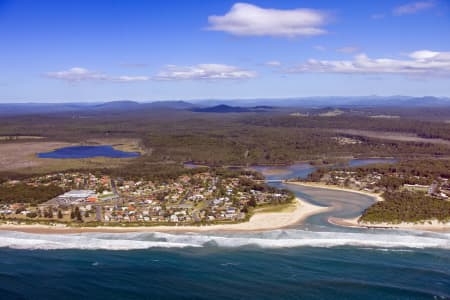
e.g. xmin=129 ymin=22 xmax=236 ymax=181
xmin=0 ymin=0 xmax=449 ymax=102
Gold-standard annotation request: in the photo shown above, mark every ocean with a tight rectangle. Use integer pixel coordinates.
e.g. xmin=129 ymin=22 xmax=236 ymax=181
xmin=1 ymin=231 xmax=450 ymax=299
xmin=1 ymin=158 xmax=449 ymax=299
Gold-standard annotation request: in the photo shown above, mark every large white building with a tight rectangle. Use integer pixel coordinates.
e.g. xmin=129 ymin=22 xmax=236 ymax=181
xmin=60 ymin=190 xmax=96 ymax=198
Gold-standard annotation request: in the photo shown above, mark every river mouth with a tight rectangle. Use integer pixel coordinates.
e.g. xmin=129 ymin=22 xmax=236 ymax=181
xmin=280 ymin=183 xmax=377 ymax=232
xmin=249 ymin=158 xmax=395 ymax=231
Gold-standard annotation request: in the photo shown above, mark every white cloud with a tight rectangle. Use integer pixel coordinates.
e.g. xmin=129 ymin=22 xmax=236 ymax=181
xmin=46 ymin=67 xmax=107 ymax=82
xmin=287 ymin=50 xmax=450 ymax=76
xmin=155 ymin=64 xmax=257 ymax=80
xmin=393 ymin=1 xmax=435 ymax=15
xmin=408 ymin=50 xmax=440 ymax=60
xmin=207 ymin=3 xmax=329 ymax=38
xmin=113 ymin=76 xmax=150 ymax=82
xmin=46 ymin=67 xmax=149 ymax=82
xmin=336 ymin=46 xmax=360 ymax=54
xmin=265 ymin=60 xmax=282 ymax=67
xmin=47 ymin=65 xmax=256 ymax=82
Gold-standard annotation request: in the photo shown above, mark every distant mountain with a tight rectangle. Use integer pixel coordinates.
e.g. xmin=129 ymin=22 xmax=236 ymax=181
xmin=0 ymin=100 xmax=195 ymax=116
xmin=93 ymin=100 xmax=141 ymax=110
xmin=93 ymin=100 xmax=195 ymax=111
xmin=1 ymin=96 xmax=449 ymax=116
xmin=190 ymin=104 xmax=274 ymax=113
xmin=192 ymin=96 xmax=450 ymax=108
xmin=0 ymin=103 xmax=93 ymax=116
xmin=145 ymin=101 xmax=195 ymax=109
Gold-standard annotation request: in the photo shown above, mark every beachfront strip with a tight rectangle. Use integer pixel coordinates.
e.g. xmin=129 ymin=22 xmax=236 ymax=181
xmin=0 ymin=171 xmax=292 ymax=226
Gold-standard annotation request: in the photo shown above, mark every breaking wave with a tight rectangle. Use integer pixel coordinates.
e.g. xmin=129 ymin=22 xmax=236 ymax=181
xmin=1 ymin=229 xmax=450 ymax=251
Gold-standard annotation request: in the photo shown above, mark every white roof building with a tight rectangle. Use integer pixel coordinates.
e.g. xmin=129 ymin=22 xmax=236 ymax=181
xmin=60 ymin=190 xmax=96 ymax=198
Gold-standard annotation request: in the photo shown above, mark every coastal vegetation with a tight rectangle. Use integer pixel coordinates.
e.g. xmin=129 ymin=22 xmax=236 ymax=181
xmin=303 ymin=159 xmax=450 ymax=223
xmin=360 ymin=190 xmax=450 ymax=223
xmin=0 ymin=183 xmax=65 ymax=205
xmin=1 ymin=107 xmax=450 ymax=178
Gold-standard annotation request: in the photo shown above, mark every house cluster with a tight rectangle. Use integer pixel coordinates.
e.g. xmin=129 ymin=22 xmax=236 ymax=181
xmin=1 ymin=171 xmax=292 ymax=225
xmin=307 ymin=169 xmax=450 ymax=199
xmin=25 ymin=172 xmax=113 ymax=196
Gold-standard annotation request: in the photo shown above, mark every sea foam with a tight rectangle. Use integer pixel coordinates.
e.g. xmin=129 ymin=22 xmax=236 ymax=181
xmin=1 ymin=229 xmax=450 ymax=251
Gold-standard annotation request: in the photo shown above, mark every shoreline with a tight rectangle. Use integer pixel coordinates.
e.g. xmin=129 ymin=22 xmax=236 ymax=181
xmin=0 ymin=197 xmax=329 ymax=234
xmin=186 ymin=156 xmax=397 ymax=170
xmin=286 ymin=181 xmax=385 ymax=202
xmin=289 ymin=181 xmax=450 ymax=232
xmin=329 ymin=216 xmax=450 ymax=232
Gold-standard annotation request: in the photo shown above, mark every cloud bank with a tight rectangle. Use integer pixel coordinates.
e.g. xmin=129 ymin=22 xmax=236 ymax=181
xmin=393 ymin=1 xmax=435 ymax=15
xmin=207 ymin=3 xmax=329 ymax=37
xmin=46 ymin=67 xmax=107 ymax=82
xmin=287 ymin=50 xmax=450 ymax=76
xmin=155 ymin=64 xmax=256 ymax=80
xmin=46 ymin=67 xmax=149 ymax=82
xmin=47 ymin=64 xmax=257 ymax=83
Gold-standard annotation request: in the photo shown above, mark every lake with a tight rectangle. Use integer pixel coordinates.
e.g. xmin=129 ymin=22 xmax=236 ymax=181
xmin=37 ymin=145 xmax=140 ymax=159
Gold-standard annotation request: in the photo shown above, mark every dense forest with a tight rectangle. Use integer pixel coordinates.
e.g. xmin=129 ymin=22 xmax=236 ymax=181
xmin=0 ymin=107 xmax=450 ymax=177
xmin=360 ymin=190 xmax=450 ymax=223
xmin=0 ymin=183 xmax=65 ymax=205
xmin=243 ymin=114 xmax=450 ymax=140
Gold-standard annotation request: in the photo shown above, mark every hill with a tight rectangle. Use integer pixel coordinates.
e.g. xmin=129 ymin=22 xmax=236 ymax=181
xmin=190 ymin=104 xmax=273 ymax=113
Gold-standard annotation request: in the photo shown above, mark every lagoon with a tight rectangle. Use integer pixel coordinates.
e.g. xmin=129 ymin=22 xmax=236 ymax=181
xmin=37 ymin=145 xmax=140 ymax=159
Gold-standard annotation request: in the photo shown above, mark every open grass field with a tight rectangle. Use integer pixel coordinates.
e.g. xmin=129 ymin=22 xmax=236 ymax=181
xmin=0 ymin=138 xmax=144 ymax=174
xmin=0 ymin=136 xmax=45 ymax=140
xmin=254 ymin=202 xmax=297 ymax=213
xmin=334 ymin=129 xmax=450 ymax=146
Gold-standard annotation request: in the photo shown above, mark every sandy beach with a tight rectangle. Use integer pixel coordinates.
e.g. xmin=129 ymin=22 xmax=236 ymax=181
xmin=0 ymin=197 xmax=329 ymax=234
xmin=330 ymin=216 xmax=450 ymax=232
xmin=286 ymin=181 xmax=385 ymax=202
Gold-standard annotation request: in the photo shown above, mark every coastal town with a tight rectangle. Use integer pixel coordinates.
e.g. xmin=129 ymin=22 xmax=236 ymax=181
xmin=0 ymin=171 xmax=293 ymax=226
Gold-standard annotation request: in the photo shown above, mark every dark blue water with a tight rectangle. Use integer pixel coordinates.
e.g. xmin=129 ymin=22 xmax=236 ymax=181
xmin=2 ymin=157 xmax=449 ymax=299
xmin=348 ymin=158 xmax=397 ymax=167
xmin=37 ymin=145 xmax=140 ymax=159
xmin=250 ymin=158 xmax=397 ymax=181
xmin=1 ymin=246 xmax=449 ymax=299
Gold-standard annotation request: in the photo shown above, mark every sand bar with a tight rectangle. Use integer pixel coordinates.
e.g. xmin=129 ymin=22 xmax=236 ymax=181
xmin=330 ymin=216 xmax=450 ymax=232
xmin=287 ymin=181 xmax=384 ymax=202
